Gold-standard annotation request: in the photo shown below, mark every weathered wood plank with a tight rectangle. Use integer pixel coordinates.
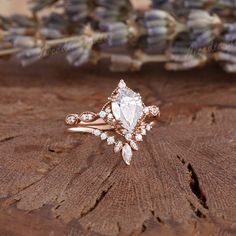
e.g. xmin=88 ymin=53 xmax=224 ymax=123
xmin=0 ymin=59 xmax=236 ymax=236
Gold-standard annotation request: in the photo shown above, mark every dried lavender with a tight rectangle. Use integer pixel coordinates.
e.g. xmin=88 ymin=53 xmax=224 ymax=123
xmin=65 ymin=0 xmax=90 ymax=22
xmin=100 ymin=22 xmax=130 ymax=46
xmin=165 ymin=32 xmax=208 ymax=70
xmin=215 ymin=23 xmax=236 ymax=72
xmin=30 ymin=0 xmax=60 ymax=12
xmin=40 ymin=13 xmax=68 ymax=39
xmin=187 ymin=10 xmax=222 ymax=48
xmin=142 ymin=9 xmax=181 ymax=49
xmin=1 ymin=0 xmax=236 ymax=73
xmin=95 ymin=0 xmax=131 ymax=22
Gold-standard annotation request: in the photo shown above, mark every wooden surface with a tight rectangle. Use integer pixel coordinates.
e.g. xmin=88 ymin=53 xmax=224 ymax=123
xmin=0 ymin=59 xmax=236 ymax=236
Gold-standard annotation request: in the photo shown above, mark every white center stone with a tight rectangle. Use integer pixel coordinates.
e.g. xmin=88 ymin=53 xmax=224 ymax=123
xmin=112 ymin=87 xmax=144 ymax=132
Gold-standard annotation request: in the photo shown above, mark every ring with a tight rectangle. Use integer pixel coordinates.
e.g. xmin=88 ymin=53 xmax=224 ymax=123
xmin=65 ymin=80 xmax=160 ymax=165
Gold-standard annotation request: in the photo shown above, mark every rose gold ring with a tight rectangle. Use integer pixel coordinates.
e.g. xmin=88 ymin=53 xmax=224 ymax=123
xmin=65 ymin=80 xmax=160 ymax=165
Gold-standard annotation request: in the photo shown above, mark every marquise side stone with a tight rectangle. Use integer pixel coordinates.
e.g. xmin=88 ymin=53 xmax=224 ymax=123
xmin=122 ymin=143 xmax=132 ymax=165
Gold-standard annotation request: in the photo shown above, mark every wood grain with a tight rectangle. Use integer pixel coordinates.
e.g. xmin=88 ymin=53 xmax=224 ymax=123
xmin=0 ymin=58 xmax=236 ymax=236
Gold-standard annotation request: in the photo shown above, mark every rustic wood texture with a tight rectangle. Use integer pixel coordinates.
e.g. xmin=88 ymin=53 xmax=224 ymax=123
xmin=0 ymin=58 xmax=236 ymax=236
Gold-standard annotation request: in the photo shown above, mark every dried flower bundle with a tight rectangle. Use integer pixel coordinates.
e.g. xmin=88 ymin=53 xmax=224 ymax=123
xmin=1 ymin=0 xmax=236 ymax=72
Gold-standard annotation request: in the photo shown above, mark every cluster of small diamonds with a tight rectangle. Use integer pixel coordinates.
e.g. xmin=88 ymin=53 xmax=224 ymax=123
xmin=91 ymin=121 xmax=153 ymax=154
xmin=99 ymin=107 xmax=116 ymax=123
xmin=65 ymin=112 xmax=97 ymax=126
xmin=122 ymin=122 xmax=153 ymax=142
xmin=143 ymin=105 xmax=160 ymax=117
xmin=98 ymin=107 xmax=156 ymax=144
xmin=65 ymin=114 xmax=79 ymax=125
xmin=80 ymin=112 xmax=95 ymax=122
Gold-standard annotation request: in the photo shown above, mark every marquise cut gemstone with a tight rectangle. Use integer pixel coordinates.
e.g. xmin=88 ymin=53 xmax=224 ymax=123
xmin=112 ymin=87 xmax=144 ymax=132
xmin=122 ymin=143 xmax=132 ymax=165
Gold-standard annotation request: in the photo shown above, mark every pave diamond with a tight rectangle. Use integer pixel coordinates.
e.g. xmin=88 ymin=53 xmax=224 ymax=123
xmin=146 ymin=124 xmax=152 ymax=131
xmin=107 ymin=136 xmax=115 ymax=145
xmin=141 ymin=128 xmax=147 ymax=136
xmin=99 ymin=111 xmax=107 ymax=118
xmin=101 ymin=133 xmax=108 ymax=140
xmin=65 ymin=114 xmax=77 ymax=125
xmin=114 ymin=141 xmax=123 ymax=153
xmin=112 ymin=84 xmax=144 ymax=133
xmin=81 ymin=113 xmax=94 ymax=121
xmin=107 ymin=113 xmax=114 ymax=120
xmin=143 ymin=107 xmax=149 ymax=114
xmin=135 ymin=134 xmax=143 ymax=141
xmin=125 ymin=133 xmax=132 ymax=141
xmin=150 ymin=106 xmax=160 ymax=116
xmin=93 ymin=129 xmax=102 ymax=136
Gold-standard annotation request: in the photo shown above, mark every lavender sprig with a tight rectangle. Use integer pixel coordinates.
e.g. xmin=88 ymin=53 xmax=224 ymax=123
xmin=30 ymin=0 xmax=60 ymax=12
xmin=1 ymin=0 xmax=236 ymax=73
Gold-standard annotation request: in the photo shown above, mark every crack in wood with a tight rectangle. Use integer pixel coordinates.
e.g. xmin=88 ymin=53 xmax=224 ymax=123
xmin=151 ymin=210 xmax=164 ymax=224
xmin=187 ymin=163 xmax=209 ymax=210
xmin=65 ymin=171 xmax=87 ymax=191
xmin=65 ymin=152 xmax=101 ymax=191
xmin=10 ymin=176 xmax=45 ymax=199
xmin=117 ymin=222 xmax=121 ymax=234
xmin=0 ymin=135 xmax=20 ymax=143
xmin=210 ymin=112 xmax=216 ymax=124
xmin=191 ymin=114 xmax=197 ymax=122
xmin=141 ymin=211 xmax=163 ymax=234
xmin=78 ymin=158 xmax=120 ymax=220
xmin=156 ymin=216 xmax=163 ymax=224
xmin=99 ymin=159 xmax=121 ymax=187
xmin=80 ymin=185 xmax=113 ymax=219
xmin=188 ymin=200 xmax=206 ymax=219
xmin=176 ymin=155 xmax=209 ymax=219
xmin=141 ymin=223 xmax=147 ymax=233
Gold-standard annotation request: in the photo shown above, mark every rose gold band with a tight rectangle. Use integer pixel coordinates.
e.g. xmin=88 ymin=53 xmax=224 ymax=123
xmin=67 ymin=117 xmax=113 ymax=134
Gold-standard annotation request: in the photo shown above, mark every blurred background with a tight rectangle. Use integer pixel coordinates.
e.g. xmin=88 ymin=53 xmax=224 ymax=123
xmin=1 ymin=0 xmax=236 ymax=72
xmin=0 ymin=0 xmax=28 ymax=15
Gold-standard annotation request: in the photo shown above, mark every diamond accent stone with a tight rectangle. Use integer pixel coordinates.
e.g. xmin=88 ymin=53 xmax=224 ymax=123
xmin=80 ymin=113 xmax=94 ymax=121
xmin=107 ymin=113 xmax=113 ymax=120
xmin=141 ymin=128 xmax=147 ymax=136
xmin=93 ymin=129 xmax=102 ymax=136
xmin=112 ymin=86 xmax=144 ymax=133
xmin=125 ymin=133 xmax=132 ymax=141
xmin=107 ymin=136 xmax=115 ymax=145
xmin=105 ymin=107 xmax=111 ymax=113
xmin=118 ymin=79 xmax=126 ymax=88
xmin=150 ymin=106 xmax=160 ymax=116
xmin=101 ymin=133 xmax=108 ymax=140
xmin=65 ymin=114 xmax=77 ymax=125
xmin=146 ymin=124 xmax=152 ymax=131
xmin=114 ymin=141 xmax=123 ymax=153
xmin=130 ymin=140 xmax=139 ymax=151
xmin=99 ymin=111 xmax=107 ymax=118
xmin=135 ymin=134 xmax=143 ymax=141
xmin=143 ymin=107 xmax=149 ymax=114
xmin=122 ymin=143 xmax=132 ymax=165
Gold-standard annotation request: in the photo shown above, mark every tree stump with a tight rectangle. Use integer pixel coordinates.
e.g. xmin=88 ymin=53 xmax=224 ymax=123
xmin=0 ymin=59 xmax=236 ymax=236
